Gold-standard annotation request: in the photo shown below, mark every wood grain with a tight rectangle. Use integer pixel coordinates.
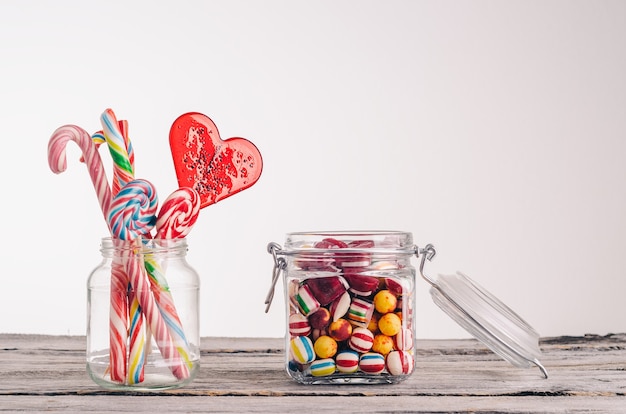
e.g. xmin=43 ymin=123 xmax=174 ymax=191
xmin=1 ymin=333 xmax=625 ymax=412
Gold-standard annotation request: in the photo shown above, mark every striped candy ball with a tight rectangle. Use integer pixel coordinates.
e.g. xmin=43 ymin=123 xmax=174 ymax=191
xmin=349 ymin=327 xmax=374 ymax=353
xmin=359 ymin=352 xmax=385 ymax=374
xmin=310 ymin=358 xmax=336 ymax=377
xmin=295 ymin=284 xmax=321 ymax=316
xmin=288 ymin=313 xmax=311 ymax=337
xmin=290 ymin=336 xmax=315 ymax=364
xmin=393 ymin=328 xmax=414 ymax=351
xmin=335 ymin=350 xmax=360 ymax=374
xmin=386 ymin=350 xmax=414 ymax=376
xmin=347 ymin=298 xmax=374 ymax=327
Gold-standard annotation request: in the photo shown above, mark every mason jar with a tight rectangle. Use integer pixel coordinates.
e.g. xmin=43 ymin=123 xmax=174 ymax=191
xmin=266 ymin=231 xmax=422 ymax=384
xmin=87 ymin=237 xmax=200 ymax=390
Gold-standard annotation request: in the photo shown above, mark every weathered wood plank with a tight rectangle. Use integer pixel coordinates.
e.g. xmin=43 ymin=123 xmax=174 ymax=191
xmin=0 ymin=334 xmax=624 ymax=412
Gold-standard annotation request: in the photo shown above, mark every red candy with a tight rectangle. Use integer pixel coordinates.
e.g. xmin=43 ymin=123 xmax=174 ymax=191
xmin=169 ymin=113 xmax=263 ymax=208
xmin=344 ymin=272 xmax=380 ymax=296
xmin=306 ymin=276 xmax=346 ymax=306
xmin=337 ymin=239 xmax=375 ymax=268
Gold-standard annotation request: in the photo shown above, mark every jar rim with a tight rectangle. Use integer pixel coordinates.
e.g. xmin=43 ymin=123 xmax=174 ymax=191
xmin=99 ymin=237 xmax=188 ymax=254
xmin=281 ymin=230 xmax=416 ymax=255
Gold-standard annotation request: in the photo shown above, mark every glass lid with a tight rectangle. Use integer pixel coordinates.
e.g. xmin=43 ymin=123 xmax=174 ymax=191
xmin=418 ymin=245 xmax=548 ymax=379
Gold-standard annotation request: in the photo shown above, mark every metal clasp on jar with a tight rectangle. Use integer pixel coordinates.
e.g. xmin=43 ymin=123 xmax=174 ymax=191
xmin=264 ymin=242 xmax=437 ymax=312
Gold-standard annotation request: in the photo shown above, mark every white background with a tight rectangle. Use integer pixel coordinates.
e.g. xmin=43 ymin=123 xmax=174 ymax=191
xmin=1 ymin=0 xmax=624 ymax=339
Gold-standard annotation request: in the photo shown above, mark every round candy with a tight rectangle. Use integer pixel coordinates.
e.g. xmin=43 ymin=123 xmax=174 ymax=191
xmin=329 ymin=291 xmax=351 ymax=321
xmin=359 ymin=352 xmax=385 ymax=374
xmin=393 ymin=328 xmax=414 ymax=351
xmin=288 ymin=313 xmax=311 ymax=337
xmin=290 ymin=336 xmax=315 ymax=364
xmin=314 ymin=335 xmax=338 ymax=359
xmin=307 ymin=276 xmax=346 ymax=306
xmin=378 ymin=312 xmax=402 ymax=336
xmin=349 ymin=327 xmax=374 ymax=353
xmin=373 ymin=290 xmax=397 ymax=314
xmin=295 ymin=284 xmax=321 ymax=316
xmin=310 ymin=358 xmax=336 ymax=377
xmin=347 ymin=298 xmax=375 ymax=327
xmin=386 ymin=350 xmax=414 ymax=375
xmin=328 ymin=318 xmax=352 ymax=342
xmin=372 ymin=334 xmax=394 ymax=356
xmin=378 ymin=312 xmax=402 ymax=337
xmin=335 ymin=350 xmax=360 ymax=374
xmin=309 ymin=307 xmax=331 ymax=330
xmin=367 ymin=312 xmax=380 ymax=333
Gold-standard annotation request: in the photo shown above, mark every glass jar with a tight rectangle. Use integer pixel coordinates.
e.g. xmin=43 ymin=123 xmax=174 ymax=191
xmin=266 ymin=231 xmax=420 ymax=384
xmin=87 ymin=237 xmax=200 ymax=390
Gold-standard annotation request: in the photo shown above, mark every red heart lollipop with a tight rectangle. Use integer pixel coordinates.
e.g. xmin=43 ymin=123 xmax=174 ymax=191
xmin=169 ymin=112 xmax=263 ymax=208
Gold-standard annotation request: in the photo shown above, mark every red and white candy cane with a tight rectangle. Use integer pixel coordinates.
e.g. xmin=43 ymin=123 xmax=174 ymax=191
xmin=48 ymin=125 xmax=112 ymax=225
xmin=48 ymin=124 xmax=131 ymax=382
xmin=139 ymin=187 xmax=201 ymax=370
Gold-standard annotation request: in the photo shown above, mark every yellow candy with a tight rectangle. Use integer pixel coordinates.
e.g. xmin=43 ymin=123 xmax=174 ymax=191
xmin=314 ymin=335 xmax=338 ymax=359
xmin=378 ymin=312 xmax=402 ymax=336
xmin=372 ymin=334 xmax=394 ymax=356
xmin=373 ymin=290 xmax=397 ymax=314
xmin=367 ymin=313 xmax=380 ymax=333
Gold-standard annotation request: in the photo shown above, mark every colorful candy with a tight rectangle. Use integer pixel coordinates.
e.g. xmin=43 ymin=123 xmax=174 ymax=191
xmin=48 ymin=124 xmax=112 ymax=225
xmin=372 ymin=334 xmax=394 ymax=356
xmin=373 ymin=290 xmax=397 ymax=314
xmin=314 ymin=335 xmax=338 ymax=359
xmin=310 ymin=358 xmax=336 ymax=377
xmin=349 ymin=327 xmax=375 ymax=353
xmin=386 ymin=350 xmax=414 ymax=375
xmin=347 ymin=298 xmax=375 ymax=327
xmin=329 ymin=291 xmax=351 ymax=321
xmin=295 ymin=285 xmax=320 ymax=316
xmin=328 ymin=318 xmax=352 ymax=342
xmin=284 ymin=235 xmax=415 ymax=381
xmin=378 ymin=313 xmax=402 ymax=337
xmin=289 ymin=313 xmax=312 ymax=337
xmin=335 ymin=350 xmax=359 ymax=374
xmin=168 ymin=112 xmax=263 ymax=208
xmin=308 ymin=308 xmax=331 ymax=330
xmin=290 ymin=336 xmax=315 ymax=364
xmin=393 ymin=328 xmax=414 ymax=351
xmin=307 ymin=276 xmax=346 ymax=306
xmin=155 ymin=187 xmax=201 ymax=239
xmin=359 ymin=352 xmax=385 ymax=374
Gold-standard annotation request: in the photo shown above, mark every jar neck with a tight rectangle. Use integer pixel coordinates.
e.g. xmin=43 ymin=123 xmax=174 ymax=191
xmin=100 ymin=237 xmax=188 ymax=259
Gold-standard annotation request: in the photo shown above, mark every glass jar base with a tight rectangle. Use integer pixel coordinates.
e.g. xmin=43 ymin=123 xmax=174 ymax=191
xmin=288 ymin=369 xmax=410 ymax=385
xmin=86 ymin=358 xmax=199 ymax=391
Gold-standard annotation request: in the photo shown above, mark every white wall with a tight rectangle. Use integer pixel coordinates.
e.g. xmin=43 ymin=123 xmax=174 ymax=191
xmin=1 ymin=0 xmax=624 ymax=339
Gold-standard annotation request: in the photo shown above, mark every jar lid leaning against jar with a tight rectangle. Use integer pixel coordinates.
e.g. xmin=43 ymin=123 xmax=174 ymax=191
xmin=265 ymin=231 xmax=547 ymax=385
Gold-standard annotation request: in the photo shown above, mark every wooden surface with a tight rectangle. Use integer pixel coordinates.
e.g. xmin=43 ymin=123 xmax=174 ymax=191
xmin=0 ymin=333 xmax=625 ymax=413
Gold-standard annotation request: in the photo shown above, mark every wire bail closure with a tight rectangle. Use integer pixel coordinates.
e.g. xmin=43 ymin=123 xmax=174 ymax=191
xmin=264 ymin=242 xmax=286 ymax=313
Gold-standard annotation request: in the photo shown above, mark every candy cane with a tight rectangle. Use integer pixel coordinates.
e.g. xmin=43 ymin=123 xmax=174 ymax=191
xmin=48 ymin=125 xmax=129 ymax=382
xmin=139 ymin=187 xmax=201 ymax=370
xmin=101 ymin=109 xmax=134 ymax=196
xmin=48 ymin=125 xmax=112 ymax=225
xmin=109 ymin=179 xmax=189 ymax=380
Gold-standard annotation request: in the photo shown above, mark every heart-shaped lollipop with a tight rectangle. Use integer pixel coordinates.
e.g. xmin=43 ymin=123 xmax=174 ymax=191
xmin=169 ymin=112 xmax=263 ymax=208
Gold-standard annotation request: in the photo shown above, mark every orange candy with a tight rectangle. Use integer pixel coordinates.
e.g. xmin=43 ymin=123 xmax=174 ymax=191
xmin=372 ymin=334 xmax=394 ymax=356
xmin=373 ymin=290 xmax=397 ymax=314
xmin=378 ymin=313 xmax=402 ymax=336
xmin=314 ymin=335 xmax=338 ymax=359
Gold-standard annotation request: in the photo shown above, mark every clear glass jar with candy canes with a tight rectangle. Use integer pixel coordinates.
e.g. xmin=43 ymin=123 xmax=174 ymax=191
xmin=265 ymin=231 xmax=548 ymax=385
xmin=266 ymin=231 xmax=420 ymax=384
xmin=87 ymin=237 xmax=200 ymax=390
